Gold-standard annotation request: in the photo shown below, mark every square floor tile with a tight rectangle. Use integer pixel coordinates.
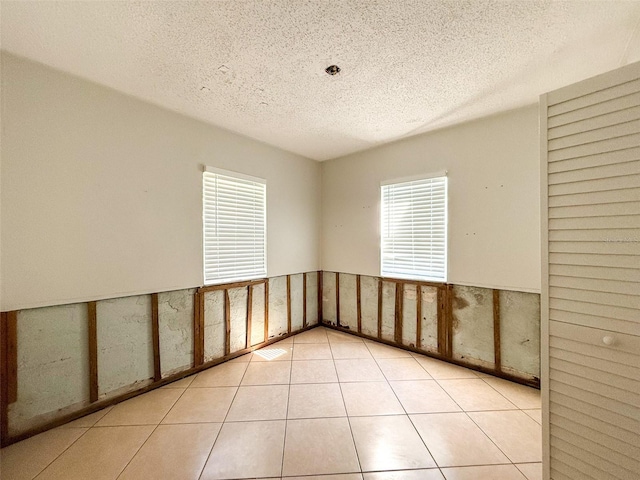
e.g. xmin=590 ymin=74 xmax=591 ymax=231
xmin=438 ymin=379 xmax=518 ymax=411
xmin=291 ymin=360 xmax=338 ymax=383
xmin=191 ymin=362 xmax=248 ymax=387
xmin=251 ymin=344 xmax=294 ymax=362
xmin=288 ymin=383 xmax=346 ymax=419
xmin=96 ymin=388 xmax=183 ymax=426
xmin=34 ymin=425 xmax=154 ymax=480
xmin=523 ymin=409 xmax=542 ymax=425
xmin=335 ymin=358 xmax=385 ymax=382
xmin=413 ymin=356 xmax=478 ymax=379
xmin=162 ymin=375 xmax=196 ymax=389
xmin=226 ymin=385 xmax=289 ymax=421
xmin=118 ymin=423 xmax=221 ymax=480
xmin=377 ymin=358 xmax=432 ymax=380
xmin=341 ymin=382 xmax=404 ymax=416
xmin=293 ymin=343 xmax=333 ymax=360
xmin=390 ymin=380 xmax=461 ymax=414
xmin=283 ymin=417 xmax=360 ymax=476
xmin=483 ymin=377 xmax=541 ymax=409
xmin=516 ymin=463 xmax=542 ymax=480
xmin=0 ymin=427 xmax=87 ymax=480
xmin=363 ymin=470 xmax=444 ymax=479
xmin=366 ymin=343 xmax=412 ymax=359
xmin=350 ymin=415 xmax=436 ymax=471
xmin=440 ymin=465 xmax=527 ymax=479
xmin=410 ymin=413 xmax=510 ymax=467
xmin=289 ymin=475 xmax=363 ymax=480
xmin=200 ymin=420 xmax=286 ymax=479
xmin=294 ymin=328 xmax=329 ymax=343
xmin=468 ymin=410 xmax=542 ymax=463
xmin=327 ymin=330 xmax=364 ymax=343
xmin=61 ymin=407 xmax=113 ymax=428
xmin=162 ymin=387 xmax=236 ymax=424
xmin=330 ymin=343 xmax=373 ymax=359
xmin=241 ymin=361 xmax=291 ymax=385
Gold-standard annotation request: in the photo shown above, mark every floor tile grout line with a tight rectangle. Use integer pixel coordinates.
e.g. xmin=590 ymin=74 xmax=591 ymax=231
xmin=279 ymin=339 xmax=296 ymax=478
xmin=196 ymin=359 xmax=251 ymax=480
xmin=363 ymin=338 xmax=444 ymax=474
xmin=113 ymin=383 xmax=192 ymax=480
xmin=29 ymin=422 xmax=94 ymax=480
xmin=329 ymin=340 xmax=365 ymax=476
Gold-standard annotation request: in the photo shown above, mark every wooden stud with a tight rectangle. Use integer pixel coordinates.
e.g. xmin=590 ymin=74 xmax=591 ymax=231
xmin=264 ymin=280 xmax=269 ymax=342
xmin=224 ymin=289 xmax=231 ymax=356
xmin=1 ymin=312 xmax=11 ymax=445
xmin=416 ymin=285 xmax=422 ymax=349
xmin=377 ymin=278 xmax=383 ymax=339
xmin=446 ymin=284 xmax=454 ymax=358
xmin=198 ymin=278 xmax=266 ymax=293
xmin=246 ymin=285 xmax=253 ymax=349
xmin=335 ymin=272 xmax=340 ymax=326
xmin=303 ymin=273 xmax=308 ymax=328
xmin=437 ymin=286 xmax=446 ymax=355
xmin=395 ymin=283 xmax=403 ymax=344
xmin=88 ymin=302 xmax=98 ymax=403
xmin=286 ymin=275 xmax=292 ymax=334
xmin=356 ymin=275 xmax=362 ymax=333
xmin=493 ymin=289 xmax=502 ymax=372
xmin=151 ymin=293 xmax=161 ymax=382
xmin=5 ymin=311 xmax=18 ymax=405
xmin=318 ymin=271 xmax=323 ymax=323
xmin=193 ymin=292 xmax=204 ymax=367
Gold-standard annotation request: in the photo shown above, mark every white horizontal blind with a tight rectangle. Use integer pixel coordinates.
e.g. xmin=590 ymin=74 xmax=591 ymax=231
xmin=381 ymin=176 xmax=447 ymax=281
xmin=203 ymin=168 xmax=266 ymax=285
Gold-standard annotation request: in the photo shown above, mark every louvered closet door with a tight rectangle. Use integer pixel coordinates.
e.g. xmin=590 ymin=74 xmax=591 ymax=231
xmin=541 ymin=61 xmax=640 ymax=480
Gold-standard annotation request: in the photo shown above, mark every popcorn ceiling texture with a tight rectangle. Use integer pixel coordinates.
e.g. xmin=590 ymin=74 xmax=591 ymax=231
xmin=2 ymin=1 xmax=640 ymax=160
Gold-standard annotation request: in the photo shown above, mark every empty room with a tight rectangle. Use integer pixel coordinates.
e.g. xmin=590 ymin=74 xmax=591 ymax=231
xmin=0 ymin=1 xmax=638 ymax=480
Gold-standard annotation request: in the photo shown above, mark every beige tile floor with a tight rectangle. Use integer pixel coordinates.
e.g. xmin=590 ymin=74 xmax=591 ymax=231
xmin=0 ymin=327 xmax=542 ymax=480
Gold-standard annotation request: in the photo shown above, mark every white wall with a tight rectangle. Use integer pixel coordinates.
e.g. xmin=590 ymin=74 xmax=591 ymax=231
xmin=0 ymin=53 xmax=321 ymax=311
xmin=322 ymin=106 xmax=541 ymax=293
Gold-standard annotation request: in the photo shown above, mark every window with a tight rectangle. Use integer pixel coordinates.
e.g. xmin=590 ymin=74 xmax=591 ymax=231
xmin=380 ymin=174 xmax=447 ymax=282
xmin=203 ymin=167 xmax=266 ymax=285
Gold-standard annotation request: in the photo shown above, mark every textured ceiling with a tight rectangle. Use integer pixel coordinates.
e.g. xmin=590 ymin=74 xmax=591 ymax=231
xmin=2 ymin=1 xmax=640 ymax=161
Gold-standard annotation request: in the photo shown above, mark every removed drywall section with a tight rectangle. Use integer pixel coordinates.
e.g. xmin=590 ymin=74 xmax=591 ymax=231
xmin=96 ymin=295 xmax=154 ymax=398
xmin=290 ymin=274 xmax=304 ymax=331
xmin=250 ymin=283 xmax=266 ymax=346
xmin=8 ymin=304 xmax=89 ymax=435
xmin=322 ymin=273 xmax=337 ymax=324
xmin=401 ymin=284 xmax=418 ymax=347
xmin=203 ymin=291 xmax=225 ymax=362
xmin=500 ymin=290 xmax=541 ymax=379
xmin=451 ymin=285 xmax=495 ymax=370
xmin=338 ymin=273 xmax=358 ymax=330
xmin=360 ymin=276 xmax=379 ymax=337
xmin=419 ymin=286 xmax=439 ymax=354
xmin=380 ymin=281 xmax=396 ymax=342
xmin=305 ymin=272 xmax=319 ymax=326
xmin=228 ymin=287 xmax=248 ymax=354
xmin=268 ymin=276 xmax=288 ymax=339
xmin=158 ymin=289 xmax=195 ymax=378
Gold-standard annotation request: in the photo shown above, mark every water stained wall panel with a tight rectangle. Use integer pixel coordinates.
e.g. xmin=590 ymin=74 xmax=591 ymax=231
xmin=380 ymin=281 xmax=396 ymax=342
xmin=401 ymin=284 xmax=418 ymax=347
xmin=451 ymin=285 xmax=495 ymax=369
xmin=419 ymin=286 xmax=439 ymax=353
xmin=338 ymin=273 xmax=358 ymax=330
xmin=360 ymin=276 xmax=379 ymax=337
xmin=305 ymin=272 xmax=319 ymax=326
xmin=203 ymin=290 xmax=225 ymax=362
xmin=96 ymin=295 xmax=154 ymax=397
xmin=500 ymin=290 xmax=541 ymax=379
xmin=9 ymin=304 xmax=89 ymax=435
xmin=322 ymin=272 xmax=337 ymax=324
xmin=228 ymin=287 xmax=248 ymax=354
xmin=158 ymin=288 xmax=195 ymax=377
xmin=290 ymin=274 xmax=304 ymax=331
xmin=268 ymin=276 xmax=288 ymax=339
xmin=250 ymin=283 xmax=266 ymax=346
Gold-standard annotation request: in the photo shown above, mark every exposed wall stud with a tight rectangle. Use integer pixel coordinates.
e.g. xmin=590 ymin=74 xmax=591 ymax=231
xmin=446 ymin=284 xmax=454 ymax=357
xmin=416 ymin=285 xmax=422 ymax=349
xmin=193 ymin=292 xmax=205 ymax=367
xmin=493 ymin=289 xmax=502 ymax=372
xmin=246 ymin=285 xmax=253 ymax=349
xmin=151 ymin=293 xmax=161 ymax=382
xmin=318 ymin=271 xmax=323 ymax=322
xmin=356 ymin=275 xmax=362 ymax=333
xmin=287 ymin=275 xmax=292 ymax=334
xmin=264 ymin=280 xmax=269 ymax=341
xmin=335 ymin=272 xmax=340 ymax=326
xmin=88 ymin=302 xmax=98 ymax=403
xmin=395 ymin=283 xmax=403 ymax=344
xmin=303 ymin=273 xmax=308 ymax=328
xmin=224 ymin=289 xmax=231 ymax=356
xmin=377 ymin=278 xmax=383 ymax=339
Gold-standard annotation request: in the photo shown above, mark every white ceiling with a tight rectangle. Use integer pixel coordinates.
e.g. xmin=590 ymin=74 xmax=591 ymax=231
xmin=2 ymin=1 xmax=640 ymax=161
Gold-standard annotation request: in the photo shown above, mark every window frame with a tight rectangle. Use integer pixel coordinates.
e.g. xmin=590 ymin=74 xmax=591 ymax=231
xmin=202 ymin=166 xmax=267 ymax=286
xmin=380 ymin=172 xmax=448 ymax=283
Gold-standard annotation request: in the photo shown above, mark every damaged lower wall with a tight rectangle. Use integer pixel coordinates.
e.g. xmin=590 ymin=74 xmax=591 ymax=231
xmin=2 ymin=272 xmax=320 ymax=443
xmin=321 ymin=272 xmax=540 ymax=385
